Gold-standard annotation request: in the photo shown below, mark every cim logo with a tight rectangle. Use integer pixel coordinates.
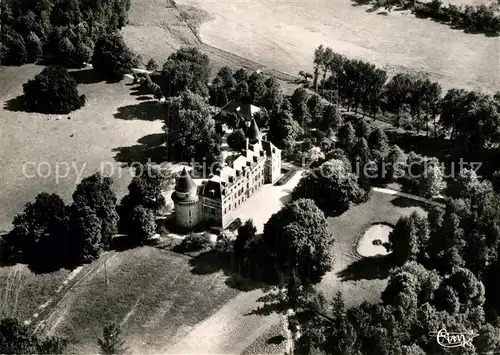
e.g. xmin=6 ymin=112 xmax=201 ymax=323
xmin=429 ymin=328 xmax=479 ymax=349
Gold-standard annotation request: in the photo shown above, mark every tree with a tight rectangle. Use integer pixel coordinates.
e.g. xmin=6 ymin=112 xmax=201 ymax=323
xmin=8 ymin=193 xmax=69 ymax=271
xmin=337 ymin=122 xmax=356 ymax=154
xmin=227 ymin=129 xmax=246 ymax=151
xmin=292 ymin=159 xmax=367 ymax=216
xmin=0 ymin=318 xmax=68 ymax=354
xmin=128 ymin=206 xmax=156 ymax=245
xmin=248 ymin=73 xmax=267 ymax=104
xmin=72 ymin=173 xmax=118 ymax=248
xmin=268 ymin=110 xmax=303 ymax=149
xmin=319 ymin=104 xmax=343 ymax=131
xmin=92 ymin=32 xmax=136 ymax=82
xmin=167 ymin=95 xmax=221 ymax=165
xmin=234 ymin=219 xmax=257 ymax=263
xmin=233 ymin=68 xmax=249 ymax=83
xmin=68 ymin=205 xmax=103 ymax=264
xmin=384 ymin=73 xmax=418 ymax=119
xmin=260 ymin=198 xmax=334 ymax=285
xmin=355 ymin=119 xmax=370 ymax=138
xmin=146 ymin=58 xmax=159 ymax=71
xmin=118 ymin=164 xmax=172 ymax=233
xmin=2 ymin=31 xmax=27 ymax=65
xmin=367 ymin=128 xmax=389 ymax=156
xmin=261 ymin=76 xmax=284 ymax=111
xmin=23 ymin=66 xmax=85 ymax=113
xmin=418 ymin=158 xmax=446 ymax=198
xmin=385 ymin=144 xmax=406 ymax=181
xmin=25 ymin=32 xmax=43 ymax=62
xmin=98 ymin=322 xmax=127 ymax=355
xmin=160 ymin=47 xmax=210 ymax=97
xmin=291 ymin=87 xmax=311 ymax=110
xmin=388 ymin=212 xmax=430 ymax=266
xmin=0 ymin=318 xmax=36 ymax=354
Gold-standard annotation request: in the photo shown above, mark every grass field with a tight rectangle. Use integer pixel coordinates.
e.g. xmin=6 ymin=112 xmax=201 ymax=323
xmin=319 ymin=190 xmax=428 ymax=304
xmin=126 ymin=0 xmax=499 ymax=93
xmin=0 ymin=65 xmax=164 ymax=231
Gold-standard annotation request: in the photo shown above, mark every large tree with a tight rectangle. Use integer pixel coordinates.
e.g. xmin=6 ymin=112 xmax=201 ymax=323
xmin=118 ymin=163 xmax=172 ymax=235
xmin=72 ymin=173 xmax=118 ymax=248
xmin=260 ymin=198 xmax=334 ymax=285
xmin=160 ymin=47 xmax=211 ymax=97
xmin=67 ymin=205 xmax=103 ymax=264
xmin=388 ymin=212 xmax=430 ymax=266
xmin=6 ymin=193 xmax=69 ymax=271
xmin=293 ymin=159 xmax=367 ymax=216
xmin=91 ymin=31 xmax=136 ymax=82
xmin=23 ymin=66 xmax=86 ymax=113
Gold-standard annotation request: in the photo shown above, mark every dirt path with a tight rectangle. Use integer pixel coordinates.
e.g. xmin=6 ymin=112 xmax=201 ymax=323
xmin=164 ymin=289 xmax=281 ymax=354
xmin=0 ymin=264 xmax=23 ymax=318
xmin=30 ymin=252 xmax=117 ymax=336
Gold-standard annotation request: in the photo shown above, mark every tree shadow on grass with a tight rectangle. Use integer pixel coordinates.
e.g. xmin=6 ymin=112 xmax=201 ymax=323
xmin=113 ymin=133 xmax=167 ymax=166
xmin=114 ymin=100 xmax=166 ymax=121
xmin=3 ymin=95 xmax=32 ymax=113
xmin=70 ymin=68 xmax=102 ymax=85
xmin=136 ymin=95 xmax=152 ymax=101
xmin=338 ymin=255 xmax=393 ymax=281
xmin=390 ymin=196 xmax=431 ymax=210
xmin=188 ymin=249 xmax=267 ymax=292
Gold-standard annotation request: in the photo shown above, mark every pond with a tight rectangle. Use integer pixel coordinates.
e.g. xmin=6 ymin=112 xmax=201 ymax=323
xmin=356 ymin=223 xmax=393 ymax=257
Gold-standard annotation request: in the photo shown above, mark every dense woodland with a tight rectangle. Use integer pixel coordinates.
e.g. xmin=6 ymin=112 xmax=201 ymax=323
xmin=0 ymin=0 xmax=131 ymax=67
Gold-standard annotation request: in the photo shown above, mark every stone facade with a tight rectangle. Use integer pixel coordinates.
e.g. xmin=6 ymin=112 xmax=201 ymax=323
xmin=172 ymin=116 xmax=282 ymax=229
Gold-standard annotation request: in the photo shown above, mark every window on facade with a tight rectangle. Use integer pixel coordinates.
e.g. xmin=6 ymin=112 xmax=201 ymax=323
xmin=189 ymin=210 xmax=192 ymax=217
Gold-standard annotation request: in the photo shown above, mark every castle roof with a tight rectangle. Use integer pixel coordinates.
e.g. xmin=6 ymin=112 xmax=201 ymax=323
xmin=175 ymin=167 xmax=196 ymax=193
xmin=246 ymin=119 xmax=260 ymax=140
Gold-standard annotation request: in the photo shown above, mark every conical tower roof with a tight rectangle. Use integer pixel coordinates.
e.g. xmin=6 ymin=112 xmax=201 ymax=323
xmin=175 ymin=167 xmax=196 ymax=193
xmin=247 ymin=118 xmax=260 ymax=141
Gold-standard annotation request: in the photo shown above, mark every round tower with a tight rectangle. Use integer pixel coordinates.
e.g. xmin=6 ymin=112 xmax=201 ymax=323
xmin=172 ymin=167 xmax=200 ymax=228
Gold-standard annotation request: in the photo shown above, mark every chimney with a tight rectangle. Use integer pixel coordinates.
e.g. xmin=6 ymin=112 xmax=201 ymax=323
xmin=246 ymin=161 xmax=251 ymax=167
xmin=229 ymin=176 xmax=234 ymax=183
xmin=236 ymin=170 xmax=241 ymax=177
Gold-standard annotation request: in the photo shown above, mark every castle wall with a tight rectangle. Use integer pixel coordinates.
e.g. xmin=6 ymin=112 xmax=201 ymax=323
xmin=175 ymin=199 xmax=201 ymax=228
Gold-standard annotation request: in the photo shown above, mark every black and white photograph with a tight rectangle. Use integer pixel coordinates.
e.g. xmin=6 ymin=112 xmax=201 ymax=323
xmin=0 ymin=0 xmax=499 ymax=353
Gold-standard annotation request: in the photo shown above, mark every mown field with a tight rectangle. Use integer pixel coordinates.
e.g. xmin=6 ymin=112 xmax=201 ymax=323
xmin=319 ymin=189 xmax=428 ymax=304
xmin=137 ymin=0 xmax=498 ymax=93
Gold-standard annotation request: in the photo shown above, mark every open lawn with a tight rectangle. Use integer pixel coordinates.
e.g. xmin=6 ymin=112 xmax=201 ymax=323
xmin=165 ymin=0 xmax=498 ymax=93
xmin=0 ymin=65 xmax=164 ymax=231
xmin=319 ymin=189 xmax=428 ymax=304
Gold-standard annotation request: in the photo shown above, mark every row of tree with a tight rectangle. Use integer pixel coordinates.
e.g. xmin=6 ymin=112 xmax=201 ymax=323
xmin=311 ymin=46 xmax=500 ymax=152
xmin=0 ymin=0 xmax=131 ymax=67
xmin=19 ymin=31 xmax=138 ymax=114
xmin=1 ymin=165 xmax=172 ymax=272
xmin=376 ymin=0 xmax=500 ymax=34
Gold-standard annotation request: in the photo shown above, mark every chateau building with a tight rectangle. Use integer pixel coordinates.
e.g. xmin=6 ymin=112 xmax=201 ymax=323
xmin=172 ymin=117 xmax=281 ymax=229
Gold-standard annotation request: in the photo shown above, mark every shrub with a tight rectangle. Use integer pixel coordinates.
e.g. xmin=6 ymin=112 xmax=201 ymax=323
xmin=176 ymin=233 xmax=213 ymax=253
